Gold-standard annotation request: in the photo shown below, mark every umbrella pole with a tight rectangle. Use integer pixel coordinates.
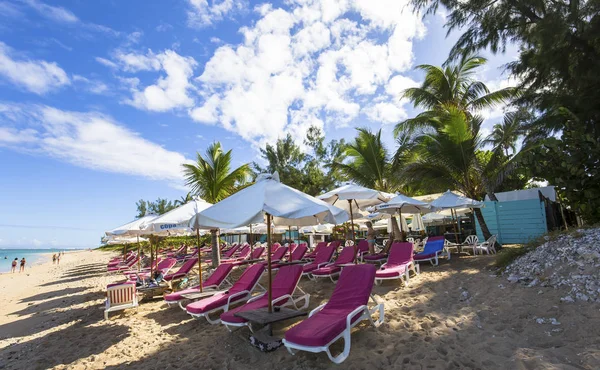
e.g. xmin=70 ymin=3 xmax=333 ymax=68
xmin=197 ymin=228 xmax=203 ymax=293
xmin=149 ymin=237 xmax=154 ymax=279
xmin=266 ymin=213 xmax=273 ymax=313
xmin=348 ymin=200 xmax=357 ymax=264
xmin=399 ymin=208 xmax=404 ymax=241
xmin=288 ymin=225 xmax=292 ymax=261
xmin=249 ymin=224 xmax=253 ymax=252
xmin=451 ymin=209 xmax=459 ymax=244
xmin=137 ymin=235 xmax=141 ymax=271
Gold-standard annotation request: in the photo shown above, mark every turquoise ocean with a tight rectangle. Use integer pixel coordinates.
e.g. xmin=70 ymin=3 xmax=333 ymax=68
xmin=0 ymin=249 xmax=72 ymax=273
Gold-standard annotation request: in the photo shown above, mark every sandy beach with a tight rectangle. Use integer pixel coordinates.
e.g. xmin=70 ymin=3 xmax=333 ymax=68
xmin=1 ymin=250 xmax=599 ymax=370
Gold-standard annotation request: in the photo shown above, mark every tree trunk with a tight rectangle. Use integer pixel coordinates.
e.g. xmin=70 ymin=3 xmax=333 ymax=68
xmin=473 ymin=208 xmax=492 ymax=240
xmin=487 ymin=192 xmax=499 ymax=201
xmin=211 ymin=229 xmax=220 ymax=268
xmin=390 ymin=216 xmax=403 ymax=242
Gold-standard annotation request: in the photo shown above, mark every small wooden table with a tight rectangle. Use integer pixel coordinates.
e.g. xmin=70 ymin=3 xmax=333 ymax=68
xmin=234 ymin=307 xmax=307 ymax=352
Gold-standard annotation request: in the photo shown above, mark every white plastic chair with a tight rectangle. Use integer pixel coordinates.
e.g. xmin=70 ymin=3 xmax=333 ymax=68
xmin=462 ymin=235 xmax=479 ymax=255
xmin=105 ymin=283 xmax=138 ymax=320
xmin=475 ymin=235 xmax=497 ymax=254
xmin=344 ymin=240 xmax=354 ymax=247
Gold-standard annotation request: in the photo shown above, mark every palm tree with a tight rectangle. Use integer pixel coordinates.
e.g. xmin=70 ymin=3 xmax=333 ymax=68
xmin=394 ymin=53 xmax=515 ymax=137
xmin=483 ymin=110 xmax=528 ymax=157
xmin=182 ymin=142 xmax=251 ymax=267
xmin=174 ymin=192 xmax=194 ymax=206
xmin=331 ymin=128 xmax=404 ymax=241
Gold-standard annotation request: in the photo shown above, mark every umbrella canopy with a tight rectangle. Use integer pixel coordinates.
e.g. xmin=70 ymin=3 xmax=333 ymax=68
xmin=430 ymin=190 xmax=484 ymax=209
xmin=191 ymin=172 xmax=349 ymax=313
xmin=191 ymin=173 xmax=349 ymax=229
xmin=141 ymin=198 xmax=213 ymax=234
xmin=105 ymin=214 xmax=158 ymax=237
xmin=105 ymin=236 xmax=148 ymax=245
xmin=374 ymin=193 xmax=436 ymax=214
xmin=409 ymin=213 xmax=425 ymax=231
xmin=318 ymin=184 xmax=393 ymax=218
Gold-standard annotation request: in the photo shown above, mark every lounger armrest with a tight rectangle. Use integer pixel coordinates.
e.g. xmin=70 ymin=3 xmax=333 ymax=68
xmin=271 ymin=294 xmax=292 ymax=306
xmin=226 ymin=290 xmax=250 ymax=307
xmin=203 ymin=284 xmax=217 ymax=290
xmin=337 ymin=263 xmax=355 ymax=268
xmin=247 ymin=292 xmax=267 ymax=303
xmin=309 ymin=303 xmax=326 ymax=317
xmin=346 ymin=305 xmax=368 ymax=329
xmin=316 ymin=262 xmax=330 ymax=268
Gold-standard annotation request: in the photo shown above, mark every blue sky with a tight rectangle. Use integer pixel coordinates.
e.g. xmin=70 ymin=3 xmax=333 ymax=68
xmin=0 ymin=0 xmax=517 ymax=249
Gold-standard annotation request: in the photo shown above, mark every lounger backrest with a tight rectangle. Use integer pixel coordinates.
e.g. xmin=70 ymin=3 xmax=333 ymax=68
xmin=107 ymin=282 xmax=136 ymax=306
xmin=324 ymin=264 xmax=375 ymax=310
xmin=271 ymin=246 xmax=289 ymax=261
xmin=422 ymin=238 xmax=444 ymax=254
xmin=329 ymin=240 xmax=341 ymax=249
xmin=334 ymin=247 xmax=356 ymax=265
xmin=312 ymin=241 xmax=326 ymax=254
xmin=271 ymin=265 xmax=303 ymax=298
xmin=250 ymin=247 xmax=265 ymax=259
xmin=173 ymin=258 xmax=198 ymax=275
xmin=236 ymin=245 xmax=251 ymax=259
xmin=156 ymin=258 xmax=177 ymax=272
xmin=291 ymin=244 xmax=308 ymax=260
xmin=387 ymin=242 xmax=414 ymax=265
xmin=230 ymin=264 xmax=265 ymax=293
xmin=289 ymin=243 xmax=297 ymax=253
xmin=223 ymin=244 xmax=240 ymax=258
xmin=314 ymin=245 xmax=335 ymax=264
xmin=271 ymin=243 xmax=281 ymax=252
xmin=356 ymin=240 xmax=369 ymax=254
xmin=204 ymin=263 xmax=234 ymax=287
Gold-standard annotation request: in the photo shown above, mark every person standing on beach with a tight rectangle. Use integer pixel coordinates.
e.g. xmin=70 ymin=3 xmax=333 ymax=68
xmin=52 ymin=254 xmax=56 ymax=264
xmin=19 ymin=257 xmax=26 ymax=272
xmin=11 ymin=258 xmax=17 ymax=273
xmin=56 ymin=254 xmax=61 ymax=265
xmin=366 ymin=221 xmax=377 ymax=254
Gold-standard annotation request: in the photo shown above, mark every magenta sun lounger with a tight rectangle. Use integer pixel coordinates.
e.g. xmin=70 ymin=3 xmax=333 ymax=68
xmin=231 ymin=247 xmax=266 ymax=267
xmin=413 ymin=236 xmax=447 ymax=266
xmin=164 ymin=263 xmax=235 ymax=309
xmin=163 ymin=258 xmax=198 ymax=285
xmin=283 ymin=264 xmax=384 ymax=364
xmin=310 ymin=246 xmax=356 ymax=282
xmin=127 ymin=257 xmax=177 ymax=281
xmin=107 ymin=255 xmax=139 ymax=272
xmin=272 ymin=244 xmax=308 ymax=270
xmin=301 ymin=245 xmax=335 ymax=277
xmin=205 ymin=244 xmax=244 ymax=264
xmin=186 ymin=264 xmax=265 ymax=324
xmin=220 ymin=265 xmax=310 ymax=332
xmin=304 ymin=241 xmax=326 ymax=260
xmin=375 ymin=242 xmax=418 ymax=286
xmin=356 ymin=240 xmax=369 ymax=261
xmin=260 ymin=246 xmax=288 ymax=266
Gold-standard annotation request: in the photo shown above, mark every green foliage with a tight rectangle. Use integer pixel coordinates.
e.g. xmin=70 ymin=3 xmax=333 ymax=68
xmin=523 ymin=122 xmax=600 ymax=223
xmin=182 ymin=142 xmax=252 ymax=203
xmin=253 ymin=126 xmax=346 ymax=195
xmin=412 ymin=0 xmax=600 ymax=223
xmin=135 ymin=198 xmax=177 ymax=218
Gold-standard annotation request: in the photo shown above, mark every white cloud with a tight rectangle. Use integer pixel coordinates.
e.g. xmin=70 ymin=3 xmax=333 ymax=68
xmin=156 ymin=22 xmax=173 ymax=32
xmin=22 ymin=0 xmax=79 ymax=23
xmin=95 ymin=57 xmax=118 ymax=69
xmin=126 ymin=31 xmax=144 ymax=45
xmin=0 ymin=103 xmax=190 ymax=182
xmin=186 ymin=0 xmax=246 ymax=27
xmin=192 ymin=0 xmax=425 ymax=145
xmin=122 ymin=50 xmax=198 ymax=112
xmin=0 ymin=42 xmax=70 ymax=94
xmin=72 ymin=75 xmax=109 ymax=95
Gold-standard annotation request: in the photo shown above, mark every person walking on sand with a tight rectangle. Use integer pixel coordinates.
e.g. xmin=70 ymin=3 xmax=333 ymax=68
xmin=11 ymin=258 xmax=18 ymax=273
xmin=52 ymin=254 xmax=56 ymax=264
xmin=19 ymin=257 xmax=26 ymax=272
xmin=56 ymin=254 xmax=61 ymax=265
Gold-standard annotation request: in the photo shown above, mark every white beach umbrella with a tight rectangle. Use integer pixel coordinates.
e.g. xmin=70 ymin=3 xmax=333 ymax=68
xmin=105 ymin=214 xmax=158 ymax=237
xmin=373 ymin=193 xmax=435 ymax=235
xmin=191 ymin=172 xmax=349 ymax=312
xmin=430 ymin=190 xmax=483 ymax=209
xmin=318 ymin=184 xmax=393 ymax=246
xmin=140 ymin=197 xmax=213 ymax=290
xmin=410 ymin=213 xmax=426 ymax=231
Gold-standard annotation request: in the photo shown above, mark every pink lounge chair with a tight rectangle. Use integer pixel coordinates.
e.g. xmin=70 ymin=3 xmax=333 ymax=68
xmin=310 ymin=247 xmax=357 ymax=282
xmin=301 ymin=245 xmax=335 ymax=277
xmin=375 ymin=242 xmax=418 ymax=286
xmin=104 ymin=281 xmax=138 ymax=320
xmin=260 ymin=246 xmax=289 ymax=266
xmin=304 ymin=242 xmax=327 ymax=260
xmin=166 ymin=245 xmax=186 ymax=258
xmin=205 ymin=244 xmax=243 ymax=264
xmin=413 ymin=236 xmax=447 ymax=266
xmin=108 ymin=253 xmax=136 ymax=268
xmin=356 ymin=240 xmax=369 ymax=261
xmin=108 ymin=252 xmax=133 ymax=265
xmin=186 ymin=264 xmax=265 ymax=324
xmin=272 ymin=244 xmax=308 ymax=270
xmin=126 ymin=257 xmax=177 ymax=281
xmin=107 ymin=256 xmax=139 ymax=272
xmin=363 ymin=252 xmax=388 ymax=264
xmin=220 ymin=265 xmax=310 ymax=331
xmin=283 ymin=264 xmax=384 ymax=364
xmin=164 ymin=263 xmax=235 ymax=308
xmin=230 ymin=247 xmax=266 ymax=267
xmin=163 ymin=258 xmax=198 ymax=284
